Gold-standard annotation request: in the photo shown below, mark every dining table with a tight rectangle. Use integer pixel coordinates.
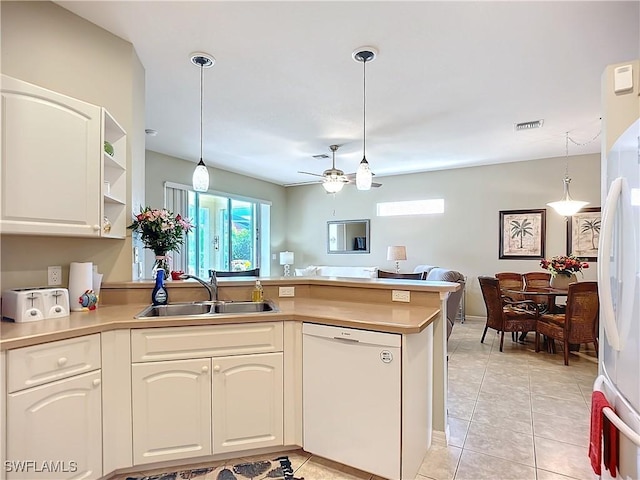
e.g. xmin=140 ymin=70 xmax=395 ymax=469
xmin=503 ymin=286 xmax=571 ymax=351
xmin=504 ymin=286 xmax=569 ymax=314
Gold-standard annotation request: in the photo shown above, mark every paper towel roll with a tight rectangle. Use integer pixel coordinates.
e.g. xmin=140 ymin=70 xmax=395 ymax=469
xmin=69 ymin=262 xmax=93 ymax=311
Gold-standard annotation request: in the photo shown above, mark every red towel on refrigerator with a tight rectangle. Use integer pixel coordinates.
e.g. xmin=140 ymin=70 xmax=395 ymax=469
xmin=590 ymin=390 xmax=619 ymax=477
xmin=603 ymin=413 xmax=619 ymax=477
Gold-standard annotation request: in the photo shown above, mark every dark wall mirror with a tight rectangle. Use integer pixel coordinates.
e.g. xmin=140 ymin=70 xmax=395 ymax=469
xmin=327 ymin=219 xmax=370 ymax=254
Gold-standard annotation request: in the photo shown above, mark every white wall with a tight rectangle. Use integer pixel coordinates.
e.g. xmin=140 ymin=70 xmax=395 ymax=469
xmin=145 ymin=150 xmax=288 ymax=277
xmin=285 ymin=153 xmax=601 ymax=316
xmin=0 ymin=1 xmax=144 ymax=289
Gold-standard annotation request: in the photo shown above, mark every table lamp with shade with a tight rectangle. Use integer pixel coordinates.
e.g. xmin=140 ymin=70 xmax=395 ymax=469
xmin=387 ymin=246 xmax=407 ymax=273
xmin=280 ymin=251 xmax=294 ymax=277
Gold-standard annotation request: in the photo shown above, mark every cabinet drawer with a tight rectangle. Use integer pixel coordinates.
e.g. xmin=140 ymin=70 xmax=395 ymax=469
xmin=131 ymin=322 xmax=283 ymax=362
xmin=7 ymin=334 xmax=101 ymax=393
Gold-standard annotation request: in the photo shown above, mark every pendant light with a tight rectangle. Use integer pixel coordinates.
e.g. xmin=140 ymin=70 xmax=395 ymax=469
xmin=190 ymin=52 xmax=215 ymax=192
xmin=547 ymin=132 xmax=589 ymax=216
xmin=353 ymin=47 xmax=377 ymax=191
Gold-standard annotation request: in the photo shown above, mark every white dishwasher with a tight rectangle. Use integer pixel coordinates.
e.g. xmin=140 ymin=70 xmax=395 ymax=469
xmin=302 ymin=322 xmax=402 ymax=480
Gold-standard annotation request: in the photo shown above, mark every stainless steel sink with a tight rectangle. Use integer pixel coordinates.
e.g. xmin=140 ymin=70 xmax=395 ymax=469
xmin=134 ymin=300 xmax=277 ymax=318
xmin=214 ymin=300 xmax=276 ymax=314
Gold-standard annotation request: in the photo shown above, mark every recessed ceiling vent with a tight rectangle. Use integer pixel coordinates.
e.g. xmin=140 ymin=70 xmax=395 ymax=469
xmin=312 ymin=154 xmax=330 ymax=159
xmin=514 ymin=119 xmax=544 ymax=131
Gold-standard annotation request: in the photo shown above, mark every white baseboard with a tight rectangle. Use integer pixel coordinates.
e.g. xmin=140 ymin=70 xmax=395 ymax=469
xmin=431 ymin=428 xmax=448 ymax=446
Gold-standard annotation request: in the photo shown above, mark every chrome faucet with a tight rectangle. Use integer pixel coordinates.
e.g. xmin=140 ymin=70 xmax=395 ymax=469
xmin=179 ymin=273 xmax=218 ymax=302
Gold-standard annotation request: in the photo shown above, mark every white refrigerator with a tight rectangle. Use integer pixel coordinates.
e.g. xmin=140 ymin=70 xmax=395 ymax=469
xmin=595 ymin=60 xmax=640 ymax=479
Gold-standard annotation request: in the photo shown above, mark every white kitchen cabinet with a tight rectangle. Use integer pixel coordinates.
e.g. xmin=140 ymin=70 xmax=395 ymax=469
xmin=0 ymin=75 xmax=126 ymax=238
xmin=5 ymin=335 xmax=103 ymax=480
xmin=212 ymin=352 xmax=283 ymax=454
xmin=131 ymin=358 xmax=212 ymax=465
xmin=7 ymin=370 xmax=103 ymax=480
xmin=130 ymin=322 xmax=285 ymax=463
xmin=101 ymin=109 xmax=127 ymax=238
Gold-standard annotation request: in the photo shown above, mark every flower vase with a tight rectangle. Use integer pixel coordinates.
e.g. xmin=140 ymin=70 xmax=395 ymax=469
xmin=152 ymin=255 xmax=172 ymax=280
xmin=550 ymin=273 xmax=576 ymax=290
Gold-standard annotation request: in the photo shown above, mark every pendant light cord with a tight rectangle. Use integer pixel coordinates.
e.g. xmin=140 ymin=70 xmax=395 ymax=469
xmin=564 ymin=127 xmax=601 ymax=177
xmin=362 ymin=57 xmax=367 ymax=159
xmin=564 ymin=131 xmax=569 ymax=177
xmin=200 ymin=63 xmax=204 ymax=161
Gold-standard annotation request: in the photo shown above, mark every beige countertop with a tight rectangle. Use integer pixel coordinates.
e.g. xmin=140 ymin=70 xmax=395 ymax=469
xmin=0 ymin=278 xmax=456 ymax=350
xmin=0 ymin=298 xmax=440 ymax=350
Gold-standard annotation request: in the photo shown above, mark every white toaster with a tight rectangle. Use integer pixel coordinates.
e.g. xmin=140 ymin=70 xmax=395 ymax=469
xmin=2 ymin=287 xmax=70 ymax=323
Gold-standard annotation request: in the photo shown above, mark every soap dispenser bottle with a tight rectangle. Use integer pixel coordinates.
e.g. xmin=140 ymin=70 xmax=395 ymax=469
xmin=251 ymin=280 xmax=264 ymax=302
xmin=152 ymin=269 xmax=169 ymax=306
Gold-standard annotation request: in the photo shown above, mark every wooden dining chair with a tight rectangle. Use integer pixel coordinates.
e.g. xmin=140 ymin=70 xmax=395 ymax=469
xmin=377 ymin=270 xmax=423 ymax=280
xmin=535 ymin=281 xmax=599 ymax=365
xmin=478 ymin=276 xmax=539 ymax=352
xmin=495 ymin=272 xmax=524 ymax=301
xmin=209 ymin=268 xmax=260 ymax=278
xmin=523 ymin=272 xmax=552 ymax=312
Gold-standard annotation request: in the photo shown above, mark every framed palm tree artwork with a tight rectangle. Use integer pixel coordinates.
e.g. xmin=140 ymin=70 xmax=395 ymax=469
xmin=567 ymin=207 xmax=600 ymax=261
xmin=499 ymin=209 xmax=546 ymax=260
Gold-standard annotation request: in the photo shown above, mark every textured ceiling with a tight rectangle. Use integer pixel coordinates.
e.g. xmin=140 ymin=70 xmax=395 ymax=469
xmin=57 ymin=1 xmax=640 ymax=185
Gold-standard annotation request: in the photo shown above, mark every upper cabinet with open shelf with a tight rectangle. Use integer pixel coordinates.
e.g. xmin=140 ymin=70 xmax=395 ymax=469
xmin=0 ymin=75 xmax=127 ymax=238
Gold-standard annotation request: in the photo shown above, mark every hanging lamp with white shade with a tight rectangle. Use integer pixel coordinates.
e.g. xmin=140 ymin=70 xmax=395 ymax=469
xmin=546 ymin=132 xmax=589 ymax=216
xmin=190 ymin=52 xmax=215 ymax=192
xmin=353 ymin=47 xmax=377 ymax=191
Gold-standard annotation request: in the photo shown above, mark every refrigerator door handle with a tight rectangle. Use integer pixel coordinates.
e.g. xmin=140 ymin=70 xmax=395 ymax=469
xmin=594 ymin=375 xmax=640 ymax=447
xmin=599 ymin=177 xmax=624 ymax=350
xmin=598 ymin=176 xmax=637 ymax=351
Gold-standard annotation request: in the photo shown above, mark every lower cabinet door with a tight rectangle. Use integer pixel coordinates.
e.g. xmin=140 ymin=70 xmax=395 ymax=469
xmin=131 ymin=358 xmax=212 ymax=465
xmin=212 ymin=352 xmax=283 ymax=454
xmin=7 ymin=370 xmax=103 ymax=480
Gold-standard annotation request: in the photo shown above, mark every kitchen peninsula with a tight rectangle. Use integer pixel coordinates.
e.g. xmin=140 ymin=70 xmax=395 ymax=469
xmin=0 ymin=277 xmax=458 ymax=480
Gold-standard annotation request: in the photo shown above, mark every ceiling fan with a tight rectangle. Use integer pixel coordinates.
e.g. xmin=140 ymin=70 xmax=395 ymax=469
xmin=297 ymin=144 xmax=382 ymax=193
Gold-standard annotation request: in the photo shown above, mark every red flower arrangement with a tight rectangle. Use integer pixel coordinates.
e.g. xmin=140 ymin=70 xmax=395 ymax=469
xmin=540 ymin=254 xmax=589 ymax=277
xmin=127 ymin=207 xmax=193 ymax=255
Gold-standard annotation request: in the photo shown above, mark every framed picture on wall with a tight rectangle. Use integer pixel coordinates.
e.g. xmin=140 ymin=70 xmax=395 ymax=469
xmin=499 ymin=209 xmax=546 ymax=260
xmin=567 ymin=207 xmax=601 ymax=261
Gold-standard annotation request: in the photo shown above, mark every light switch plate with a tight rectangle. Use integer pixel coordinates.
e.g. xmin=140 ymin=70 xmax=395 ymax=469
xmin=392 ymin=290 xmax=410 ymax=302
xmin=279 ymin=286 xmax=295 ymax=297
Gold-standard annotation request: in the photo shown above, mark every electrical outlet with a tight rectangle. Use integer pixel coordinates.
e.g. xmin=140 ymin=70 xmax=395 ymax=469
xmin=279 ymin=286 xmax=295 ymax=297
xmin=392 ymin=290 xmax=410 ymax=302
xmin=48 ymin=266 xmax=62 ymax=286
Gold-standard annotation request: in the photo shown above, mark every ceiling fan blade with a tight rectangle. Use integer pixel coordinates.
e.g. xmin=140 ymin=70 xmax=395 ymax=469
xmin=284 ymin=180 xmax=322 ymax=187
xmin=344 ymin=172 xmax=377 ymax=180
xmin=298 ymin=171 xmax=326 ymax=178
xmin=371 ymin=182 xmax=383 ymax=188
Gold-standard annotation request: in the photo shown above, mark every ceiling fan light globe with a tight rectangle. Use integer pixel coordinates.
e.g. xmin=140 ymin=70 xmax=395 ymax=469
xmin=193 ymin=159 xmax=209 ymax=192
xmin=323 ymin=178 xmax=345 ymax=193
xmin=356 ymin=159 xmax=372 ymax=190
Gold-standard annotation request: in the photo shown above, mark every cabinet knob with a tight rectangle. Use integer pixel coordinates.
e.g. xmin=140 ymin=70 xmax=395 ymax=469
xmin=201 ymin=365 xmax=209 ymax=373
xmin=213 ymin=365 xmax=221 ymax=372
xmin=93 ymin=225 xmax=100 ymax=231
xmin=57 ymin=357 xmax=68 ymax=366
xmin=93 ymin=378 xmax=101 ymax=387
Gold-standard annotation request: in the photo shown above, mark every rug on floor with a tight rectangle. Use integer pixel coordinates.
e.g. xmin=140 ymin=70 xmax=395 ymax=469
xmin=126 ymin=456 xmax=303 ymax=480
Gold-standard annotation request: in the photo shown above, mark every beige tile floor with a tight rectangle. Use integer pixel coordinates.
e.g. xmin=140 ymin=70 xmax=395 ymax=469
xmin=113 ymin=317 xmax=599 ymax=480
xmin=423 ymin=317 xmax=599 ymax=480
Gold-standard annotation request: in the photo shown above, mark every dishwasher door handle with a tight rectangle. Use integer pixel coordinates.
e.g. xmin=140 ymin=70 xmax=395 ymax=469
xmin=333 ymin=336 xmax=360 ymax=343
